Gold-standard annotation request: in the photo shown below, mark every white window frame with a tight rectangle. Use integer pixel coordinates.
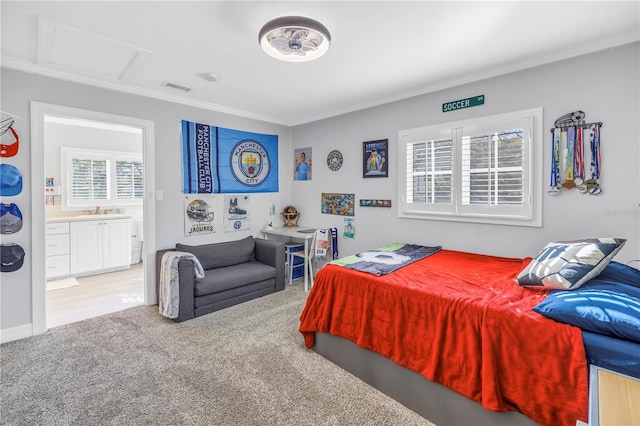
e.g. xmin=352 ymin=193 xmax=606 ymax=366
xmin=61 ymin=147 xmax=143 ymax=210
xmin=398 ymin=107 xmax=543 ymax=227
xmin=115 ymin=155 xmax=144 ymax=203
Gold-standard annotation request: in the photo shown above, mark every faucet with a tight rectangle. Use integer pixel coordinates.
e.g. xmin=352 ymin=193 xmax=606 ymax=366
xmin=94 ymin=206 xmax=101 ymax=215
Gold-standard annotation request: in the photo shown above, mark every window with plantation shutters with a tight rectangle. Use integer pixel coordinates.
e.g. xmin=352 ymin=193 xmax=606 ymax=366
xmin=71 ymin=158 xmax=109 ymax=200
xmin=61 ymin=147 xmax=143 ymax=209
xmin=116 ymin=160 xmax=143 ymax=200
xmin=406 ymin=138 xmax=453 ymax=205
xmin=398 ymin=108 xmax=542 ymax=227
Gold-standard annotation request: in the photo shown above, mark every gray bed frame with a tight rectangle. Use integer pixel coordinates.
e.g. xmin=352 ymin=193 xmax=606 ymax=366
xmin=313 ymin=332 xmax=539 ymax=426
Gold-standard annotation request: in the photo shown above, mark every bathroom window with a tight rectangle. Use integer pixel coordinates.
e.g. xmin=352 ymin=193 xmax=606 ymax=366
xmin=116 ymin=160 xmax=144 ymax=201
xmin=61 ymin=147 xmax=143 ymax=209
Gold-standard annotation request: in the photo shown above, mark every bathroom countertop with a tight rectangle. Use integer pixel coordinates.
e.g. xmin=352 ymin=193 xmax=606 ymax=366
xmin=46 ymin=214 xmax=132 ymax=223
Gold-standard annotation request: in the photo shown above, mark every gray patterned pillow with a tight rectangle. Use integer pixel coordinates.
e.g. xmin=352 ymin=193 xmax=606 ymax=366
xmin=517 ymin=238 xmax=626 ymax=290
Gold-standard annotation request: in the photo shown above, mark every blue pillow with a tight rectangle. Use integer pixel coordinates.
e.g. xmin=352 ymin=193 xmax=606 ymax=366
xmin=597 ymin=261 xmax=640 ymax=289
xmin=517 ymin=238 xmax=626 ymax=290
xmin=533 ymin=277 xmax=640 ymax=343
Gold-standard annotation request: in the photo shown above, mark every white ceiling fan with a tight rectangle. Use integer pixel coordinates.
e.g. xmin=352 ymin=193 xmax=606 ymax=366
xmin=259 ymin=16 xmax=331 ymax=62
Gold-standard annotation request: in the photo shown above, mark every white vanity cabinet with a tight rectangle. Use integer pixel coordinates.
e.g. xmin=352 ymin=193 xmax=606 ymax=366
xmin=45 ymin=222 xmax=70 ymax=279
xmin=69 ymin=219 xmax=131 ymax=275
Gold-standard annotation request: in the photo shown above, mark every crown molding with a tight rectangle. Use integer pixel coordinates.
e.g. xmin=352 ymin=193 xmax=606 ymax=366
xmin=3 ymin=34 xmax=638 ymax=128
xmin=1 ymin=56 xmax=291 ymax=126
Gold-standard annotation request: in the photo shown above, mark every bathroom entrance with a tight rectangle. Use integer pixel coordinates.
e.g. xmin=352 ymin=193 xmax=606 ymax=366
xmin=43 ymin=114 xmax=145 ymax=327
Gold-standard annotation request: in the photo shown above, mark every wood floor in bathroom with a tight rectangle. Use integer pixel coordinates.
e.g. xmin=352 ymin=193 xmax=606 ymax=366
xmin=46 ymin=263 xmax=144 ymax=328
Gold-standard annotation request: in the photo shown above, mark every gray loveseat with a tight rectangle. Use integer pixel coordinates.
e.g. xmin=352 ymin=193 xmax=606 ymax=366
xmin=156 ymin=236 xmax=285 ymax=322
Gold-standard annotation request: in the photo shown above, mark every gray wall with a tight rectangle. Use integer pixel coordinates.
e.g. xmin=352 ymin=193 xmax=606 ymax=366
xmin=291 ymin=43 xmax=640 ymax=261
xmin=1 ymin=42 xmax=638 ymax=336
xmin=0 ymin=69 xmax=292 ymax=331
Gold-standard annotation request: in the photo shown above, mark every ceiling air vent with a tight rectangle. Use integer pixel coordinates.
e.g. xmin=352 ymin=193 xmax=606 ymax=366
xmin=161 ymin=81 xmax=192 ymax=92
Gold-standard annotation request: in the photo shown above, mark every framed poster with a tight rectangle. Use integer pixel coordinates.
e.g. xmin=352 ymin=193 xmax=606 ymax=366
xmin=294 ymin=147 xmax=312 ymax=181
xmin=223 ymin=195 xmax=251 ymax=232
xmin=184 ymin=195 xmax=216 ymax=236
xmin=321 ymin=193 xmax=355 ymax=216
xmin=363 ymin=139 xmax=388 ymax=178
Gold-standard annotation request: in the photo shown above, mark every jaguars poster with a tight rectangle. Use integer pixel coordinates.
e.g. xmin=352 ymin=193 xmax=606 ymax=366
xmin=184 ymin=195 xmax=216 ymax=236
xmin=181 ymin=120 xmax=279 ymax=194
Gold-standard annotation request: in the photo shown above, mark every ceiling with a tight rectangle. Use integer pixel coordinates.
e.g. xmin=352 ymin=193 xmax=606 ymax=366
xmin=2 ymin=1 xmax=639 ymax=126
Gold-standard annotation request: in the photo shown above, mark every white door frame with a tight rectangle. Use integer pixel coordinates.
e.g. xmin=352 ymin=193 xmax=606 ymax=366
xmin=30 ymin=102 xmax=156 ymax=335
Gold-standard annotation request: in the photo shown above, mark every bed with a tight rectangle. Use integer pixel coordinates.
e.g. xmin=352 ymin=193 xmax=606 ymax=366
xmin=299 ymin=240 xmax=640 ymax=426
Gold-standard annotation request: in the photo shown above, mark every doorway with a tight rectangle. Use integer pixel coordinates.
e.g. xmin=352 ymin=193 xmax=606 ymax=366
xmin=44 ymin=115 xmax=145 ymax=327
xmin=31 ymin=102 xmax=156 ymax=335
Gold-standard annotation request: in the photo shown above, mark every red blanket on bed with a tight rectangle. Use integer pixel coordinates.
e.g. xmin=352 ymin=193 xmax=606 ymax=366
xmin=299 ymin=250 xmax=589 ymax=426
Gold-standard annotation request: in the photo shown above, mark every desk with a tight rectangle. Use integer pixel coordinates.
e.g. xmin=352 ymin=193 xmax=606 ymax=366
xmin=262 ymin=226 xmax=315 ymax=292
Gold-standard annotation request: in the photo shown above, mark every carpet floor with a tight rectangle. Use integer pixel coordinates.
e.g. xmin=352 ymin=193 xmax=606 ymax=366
xmin=1 ymin=282 xmax=434 ymax=426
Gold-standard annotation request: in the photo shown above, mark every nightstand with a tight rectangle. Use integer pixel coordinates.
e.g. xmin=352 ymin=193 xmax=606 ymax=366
xmin=587 ymin=365 xmax=640 ymax=426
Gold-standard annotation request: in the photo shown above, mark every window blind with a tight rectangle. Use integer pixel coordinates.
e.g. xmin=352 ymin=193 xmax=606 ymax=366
xmin=71 ymin=158 xmax=109 ymax=200
xmin=62 ymin=147 xmax=143 ymax=208
xmin=116 ymin=160 xmax=144 ymax=200
xmin=406 ymin=139 xmax=453 ymax=204
xmin=461 ymin=129 xmax=523 ymax=206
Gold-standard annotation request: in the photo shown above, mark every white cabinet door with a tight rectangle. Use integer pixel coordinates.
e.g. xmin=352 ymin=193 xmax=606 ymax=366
xmin=46 ymin=255 xmax=70 ymax=278
xmin=70 ymin=221 xmax=102 ymax=274
xmin=46 ymin=234 xmax=70 ymax=257
xmin=102 ymin=220 xmax=131 ymax=269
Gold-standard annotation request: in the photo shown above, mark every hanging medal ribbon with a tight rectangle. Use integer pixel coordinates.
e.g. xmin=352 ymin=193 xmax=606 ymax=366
xmin=587 ymin=123 xmax=602 ymax=195
xmin=575 ymin=127 xmax=587 ymax=192
xmin=548 ymin=129 xmax=560 ymax=195
xmin=560 ymin=128 xmax=567 ymax=186
xmin=574 ymin=127 xmax=584 ymax=181
xmin=563 ymin=127 xmax=576 ymax=189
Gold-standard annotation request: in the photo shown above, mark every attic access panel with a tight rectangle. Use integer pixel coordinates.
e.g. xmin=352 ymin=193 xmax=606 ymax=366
xmin=37 ymin=17 xmax=153 ymax=83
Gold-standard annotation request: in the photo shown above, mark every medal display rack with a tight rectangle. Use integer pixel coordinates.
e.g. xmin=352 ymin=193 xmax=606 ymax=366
xmin=549 ymin=110 xmax=602 ymax=131
xmin=548 ymin=111 xmax=603 ymax=196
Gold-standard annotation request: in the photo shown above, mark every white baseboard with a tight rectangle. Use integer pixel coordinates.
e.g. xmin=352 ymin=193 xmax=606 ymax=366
xmin=1 ymin=324 xmax=33 ymax=344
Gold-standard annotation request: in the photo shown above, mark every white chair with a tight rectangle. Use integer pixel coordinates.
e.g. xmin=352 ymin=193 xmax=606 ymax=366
xmin=289 ymin=231 xmax=316 ymax=291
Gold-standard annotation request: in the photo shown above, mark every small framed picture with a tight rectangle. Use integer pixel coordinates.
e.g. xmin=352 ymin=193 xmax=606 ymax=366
xmin=363 ymin=139 xmax=388 ymax=178
xmin=294 ymin=147 xmax=312 ymax=181
xmin=359 ymin=199 xmax=392 ymax=208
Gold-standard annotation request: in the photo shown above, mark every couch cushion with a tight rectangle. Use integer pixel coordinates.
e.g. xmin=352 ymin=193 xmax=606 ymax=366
xmin=195 ymin=280 xmax=275 ymax=309
xmin=194 ymin=261 xmax=276 ymax=296
xmin=176 ymin=236 xmax=255 ymax=270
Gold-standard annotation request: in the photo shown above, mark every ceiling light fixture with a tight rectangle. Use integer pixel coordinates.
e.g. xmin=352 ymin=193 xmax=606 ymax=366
xmin=258 ymin=16 xmax=331 ymax=62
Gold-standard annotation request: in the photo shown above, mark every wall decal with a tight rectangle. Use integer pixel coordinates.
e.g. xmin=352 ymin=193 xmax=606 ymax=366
xmin=326 ymin=150 xmax=343 ymax=171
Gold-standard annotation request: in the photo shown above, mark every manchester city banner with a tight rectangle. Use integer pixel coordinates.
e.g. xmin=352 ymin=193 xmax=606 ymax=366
xmin=181 ymin=120 xmax=278 ymax=193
